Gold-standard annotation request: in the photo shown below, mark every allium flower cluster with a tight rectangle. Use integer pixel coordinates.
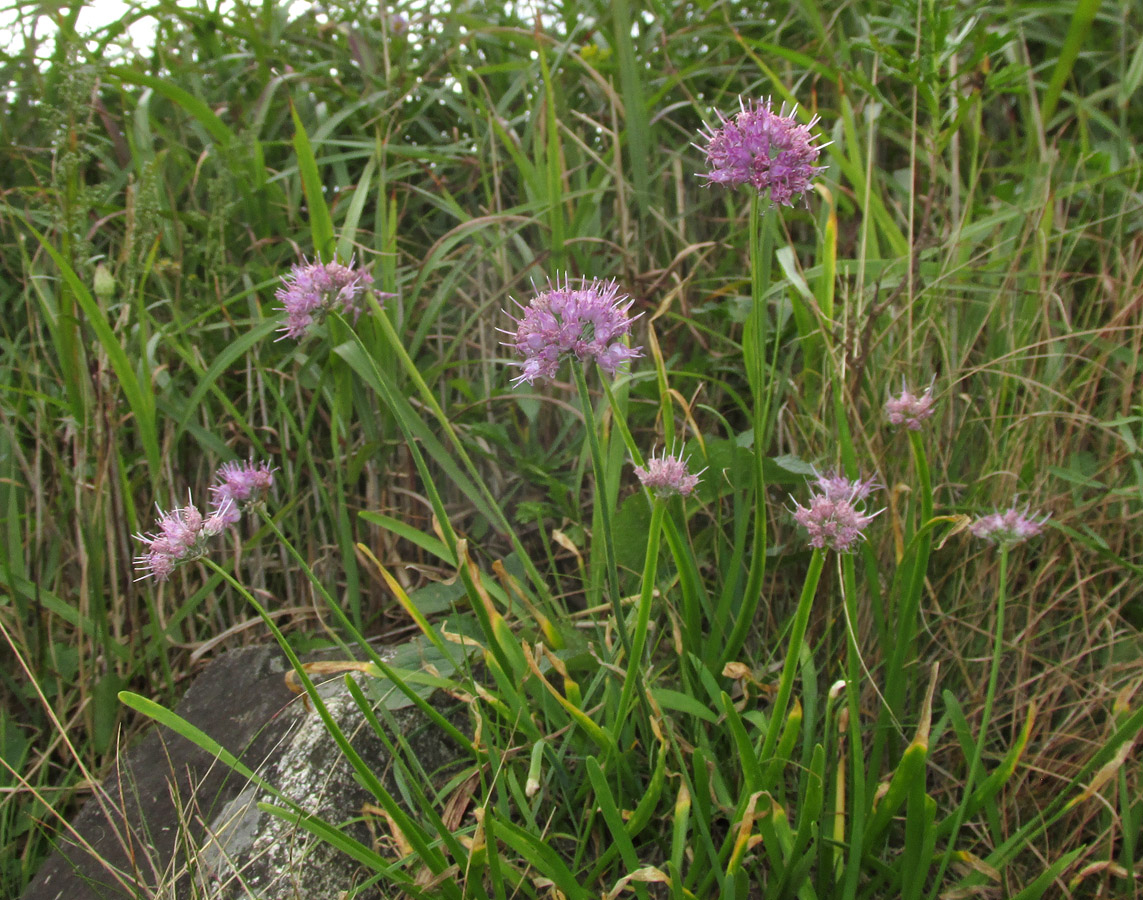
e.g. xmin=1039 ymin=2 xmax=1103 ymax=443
xmin=792 ymin=472 xmax=881 ymax=553
xmin=135 ymin=460 xmax=275 ymax=581
xmin=134 ymin=502 xmax=230 ymax=582
xmin=209 ymin=460 xmax=275 ymax=525
xmin=634 ymin=450 xmax=704 ymax=500
xmin=885 ymin=384 xmax=936 ymax=431
xmin=276 ymin=259 xmax=392 ymax=340
xmin=970 ymin=504 xmax=1048 ymax=547
xmin=699 ymin=98 xmax=826 ymax=206
xmin=505 ymin=275 xmax=642 ymax=385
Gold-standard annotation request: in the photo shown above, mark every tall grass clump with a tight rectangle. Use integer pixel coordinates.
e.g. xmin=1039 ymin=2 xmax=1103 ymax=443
xmin=2 ymin=0 xmax=1142 ymax=897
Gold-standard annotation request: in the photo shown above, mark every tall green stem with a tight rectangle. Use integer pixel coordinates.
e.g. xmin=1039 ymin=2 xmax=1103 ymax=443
xmin=615 ymin=500 xmax=666 ymax=735
xmin=573 ymin=362 xmax=628 ymax=658
xmin=926 ymin=547 xmax=1009 ymax=899
xmin=872 ymin=428 xmax=934 ymax=776
xmin=720 ymin=197 xmax=775 ymax=667
xmin=759 ymin=547 xmax=826 ymax=767
xmin=840 ymin=553 xmax=867 ymax=898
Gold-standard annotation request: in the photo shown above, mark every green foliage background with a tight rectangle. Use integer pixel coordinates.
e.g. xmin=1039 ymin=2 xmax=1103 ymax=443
xmin=1 ymin=0 xmax=1142 ymax=896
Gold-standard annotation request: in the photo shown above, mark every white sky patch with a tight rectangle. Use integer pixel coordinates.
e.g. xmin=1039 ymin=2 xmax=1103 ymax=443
xmin=2 ymin=0 xmax=160 ymax=61
xmin=0 ymin=0 xmax=305 ymax=64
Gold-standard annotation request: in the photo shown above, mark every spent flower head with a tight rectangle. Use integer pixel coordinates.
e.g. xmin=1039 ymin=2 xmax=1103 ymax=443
xmin=209 ymin=460 xmax=275 ymax=525
xmin=134 ymin=499 xmax=229 ymax=582
xmin=504 ymin=275 xmax=642 ymax=385
xmin=699 ymin=97 xmax=826 ymax=206
xmin=792 ymin=471 xmax=881 ymax=553
xmin=275 ymin=258 xmax=393 ymax=340
xmin=970 ymin=504 xmax=1049 ymax=547
xmin=634 ymin=449 xmax=704 ymax=500
xmin=885 ymin=382 xmax=936 ymax=431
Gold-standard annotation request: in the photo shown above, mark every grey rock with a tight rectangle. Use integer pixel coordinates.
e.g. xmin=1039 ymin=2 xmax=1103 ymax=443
xmin=21 ymin=643 xmax=468 ymax=900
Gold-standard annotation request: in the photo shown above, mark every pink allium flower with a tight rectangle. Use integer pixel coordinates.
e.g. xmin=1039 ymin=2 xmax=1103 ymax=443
xmin=134 ymin=501 xmax=227 ymax=582
xmin=504 ymin=275 xmax=642 ymax=385
xmin=970 ymin=504 xmax=1049 ymax=546
xmin=634 ymin=450 xmax=704 ymax=499
xmin=792 ymin=472 xmax=881 ymax=553
xmin=813 ymin=471 xmax=878 ymax=504
xmin=136 ymin=461 xmax=275 ymax=582
xmin=699 ymin=97 xmax=826 ymax=206
xmin=209 ymin=460 xmax=275 ymax=525
xmin=885 ymin=383 xmax=936 ymax=431
xmin=275 ymin=258 xmax=393 ymax=340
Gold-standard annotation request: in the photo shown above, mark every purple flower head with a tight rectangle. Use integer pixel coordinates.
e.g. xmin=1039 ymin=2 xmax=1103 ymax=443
xmin=504 ymin=275 xmax=642 ymax=386
xmin=970 ymin=504 xmax=1049 ymax=547
xmin=209 ymin=460 xmax=275 ymax=525
xmin=634 ymin=449 xmax=705 ymax=500
xmin=813 ymin=470 xmax=878 ymax=504
xmin=885 ymin=382 xmax=936 ymax=431
xmin=792 ymin=472 xmax=881 ymax=553
xmin=134 ymin=500 xmax=226 ymax=582
xmin=275 ymin=258 xmax=394 ymax=341
xmin=699 ymin=97 xmax=827 ymax=206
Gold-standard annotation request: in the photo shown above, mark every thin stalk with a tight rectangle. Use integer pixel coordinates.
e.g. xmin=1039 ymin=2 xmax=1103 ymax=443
xmin=758 ymin=547 xmax=826 ymax=768
xmin=601 ymin=377 xmax=707 ymax=652
xmin=254 ymin=509 xmax=477 ymax=751
xmin=840 ymin=552 xmax=867 ymax=900
xmin=573 ymin=362 xmax=629 ymax=658
xmin=872 ymin=428 xmax=934 ymax=775
xmin=720 ymin=197 xmax=774 ymax=667
xmin=925 ymin=547 xmax=1009 ymax=900
xmin=909 ymin=428 xmax=934 ymax=529
xmin=615 ymin=500 xmax=666 ymax=735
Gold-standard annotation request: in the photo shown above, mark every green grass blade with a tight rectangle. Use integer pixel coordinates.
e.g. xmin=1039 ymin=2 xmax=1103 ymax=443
xmin=291 ymin=101 xmax=336 ymax=261
xmin=1039 ymin=0 xmax=1100 ymax=124
xmin=25 ymin=224 xmax=161 ymax=479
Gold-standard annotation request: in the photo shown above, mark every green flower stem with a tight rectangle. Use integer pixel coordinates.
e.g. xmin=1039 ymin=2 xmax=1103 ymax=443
xmin=573 ymin=362 xmax=629 ymax=659
xmin=925 ymin=546 xmax=1009 ymax=900
xmin=253 ymin=509 xmax=482 ymax=750
xmin=909 ymin=428 xmax=934 ymax=528
xmin=840 ymin=552 xmax=867 ymax=898
xmin=615 ymin=499 xmax=666 ymax=736
xmin=875 ymin=428 xmax=935 ymax=772
xmin=758 ymin=547 xmax=826 ymax=771
xmin=601 ymin=378 xmax=707 ymax=642
xmin=830 ymin=355 xmax=859 ymax=485
xmin=721 ymin=197 xmax=775 ymax=668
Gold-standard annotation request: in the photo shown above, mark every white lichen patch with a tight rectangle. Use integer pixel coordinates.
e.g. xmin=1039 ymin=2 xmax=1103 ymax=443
xmin=203 ymin=661 xmax=401 ymax=900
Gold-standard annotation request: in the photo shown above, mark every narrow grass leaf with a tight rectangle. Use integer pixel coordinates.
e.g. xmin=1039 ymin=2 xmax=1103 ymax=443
xmin=586 ymin=757 xmax=645 ymax=890
xmin=291 ymin=101 xmax=336 ymax=261
xmin=26 ymin=224 xmax=160 ymax=478
xmin=109 ymin=67 xmax=235 ymax=147
xmin=1040 ymin=0 xmax=1100 ymax=124
xmin=494 ymin=818 xmax=593 ymax=900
